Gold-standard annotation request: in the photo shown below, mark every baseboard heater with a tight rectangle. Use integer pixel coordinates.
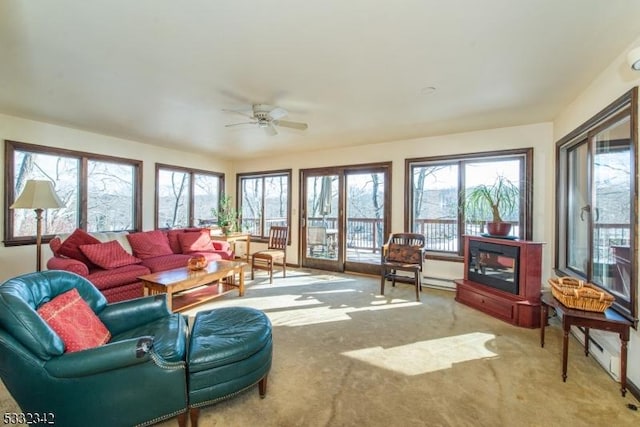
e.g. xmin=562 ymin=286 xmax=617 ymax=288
xmin=422 ymin=275 xmax=456 ymax=291
xmin=571 ymin=327 xmax=621 ymax=381
xmin=386 ymin=273 xmax=456 ymax=291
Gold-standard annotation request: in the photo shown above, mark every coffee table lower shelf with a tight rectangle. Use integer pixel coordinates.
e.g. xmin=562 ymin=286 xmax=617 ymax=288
xmin=170 ymin=282 xmax=240 ymax=312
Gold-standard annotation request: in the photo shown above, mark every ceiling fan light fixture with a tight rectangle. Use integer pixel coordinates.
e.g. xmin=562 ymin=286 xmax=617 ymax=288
xmin=627 ymin=46 xmax=640 ymax=71
xmin=223 ymin=103 xmax=308 ymax=135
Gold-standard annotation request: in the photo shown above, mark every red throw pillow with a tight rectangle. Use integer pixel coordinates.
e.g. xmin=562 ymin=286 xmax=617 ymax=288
xmin=178 ymin=230 xmax=214 ymax=253
xmin=167 ymin=228 xmax=203 ymax=253
xmin=166 ymin=230 xmax=184 ymax=254
xmin=126 ymin=230 xmax=173 ymax=259
xmin=79 ymin=240 xmax=142 ymax=269
xmin=37 ymin=288 xmax=111 ymax=353
xmin=56 ymin=229 xmax=101 ymax=266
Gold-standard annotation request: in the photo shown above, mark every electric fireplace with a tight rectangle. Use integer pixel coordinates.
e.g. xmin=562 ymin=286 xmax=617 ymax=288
xmin=467 ymin=239 xmax=519 ymax=294
xmin=455 ymin=235 xmax=543 ymax=328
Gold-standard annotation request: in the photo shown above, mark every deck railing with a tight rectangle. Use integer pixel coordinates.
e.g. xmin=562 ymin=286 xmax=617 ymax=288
xmin=239 ymin=217 xmax=630 ymax=257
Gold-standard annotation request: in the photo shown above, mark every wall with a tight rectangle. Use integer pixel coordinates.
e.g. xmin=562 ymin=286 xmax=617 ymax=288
xmin=0 ymin=113 xmax=231 ymax=281
xmin=553 ymin=36 xmax=640 ymax=391
xmin=233 ymin=121 xmax=554 ymax=284
xmin=0 ymin=115 xmax=554 ymax=284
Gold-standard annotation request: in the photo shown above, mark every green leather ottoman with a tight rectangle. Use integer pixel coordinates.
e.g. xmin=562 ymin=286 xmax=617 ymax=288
xmin=188 ymin=307 xmax=272 ymax=426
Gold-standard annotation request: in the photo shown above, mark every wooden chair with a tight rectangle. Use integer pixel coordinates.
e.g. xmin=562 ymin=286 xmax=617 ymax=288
xmin=380 ymin=233 xmax=426 ymax=301
xmin=251 ymin=226 xmax=289 ymax=284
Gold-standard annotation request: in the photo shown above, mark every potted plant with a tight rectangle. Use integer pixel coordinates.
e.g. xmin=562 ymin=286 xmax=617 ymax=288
xmin=212 ymin=194 xmax=239 ymax=235
xmin=464 ymin=175 xmax=520 ymax=236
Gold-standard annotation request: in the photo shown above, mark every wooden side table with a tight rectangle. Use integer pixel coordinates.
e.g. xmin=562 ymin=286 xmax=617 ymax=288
xmin=540 ymin=292 xmax=631 ymax=397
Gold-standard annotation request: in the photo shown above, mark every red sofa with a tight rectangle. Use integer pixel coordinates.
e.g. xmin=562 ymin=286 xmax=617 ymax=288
xmin=47 ymin=228 xmax=234 ymax=303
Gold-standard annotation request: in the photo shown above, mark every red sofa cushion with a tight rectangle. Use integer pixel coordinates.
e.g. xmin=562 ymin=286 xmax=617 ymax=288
xmin=126 ymin=230 xmax=173 ymax=259
xmin=178 ymin=230 xmax=214 ymax=253
xmin=37 ymin=288 xmax=111 ymax=353
xmin=101 ymin=281 xmax=144 ymax=304
xmin=47 ymin=256 xmax=90 ymax=277
xmin=167 ymin=228 xmax=203 ymax=253
xmin=80 ymin=240 xmax=142 ymax=270
xmin=87 ymin=263 xmax=151 ymax=291
xmin=56 ymin=229 xmax=101 ymax=267
xmin=141 ymin=253 xmax=192 ymax=273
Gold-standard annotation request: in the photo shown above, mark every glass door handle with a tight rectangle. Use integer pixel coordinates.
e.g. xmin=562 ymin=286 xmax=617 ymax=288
xmin=580 ymin=205 xmax=591 ymax=221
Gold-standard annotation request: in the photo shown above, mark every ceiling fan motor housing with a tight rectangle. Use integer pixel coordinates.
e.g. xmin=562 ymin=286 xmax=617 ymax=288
xmin=224 ymin=103 xmax=307 ymax=133
xmin=255 ymin=111 xmax=271 ymax=121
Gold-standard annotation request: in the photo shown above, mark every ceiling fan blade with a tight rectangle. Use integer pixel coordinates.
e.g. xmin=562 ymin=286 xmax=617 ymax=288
xmin=268 ymin=107 xmax=288 ymax=120
xmin=225 ymin=121 xmax=256 ymax=127
xmin=273 ymin=120 xmax=308 ymax=130
xmin=263 ymin=123 xmax=278 ymax=136
xmin=222 ymin=108 xmax=254 ymax=119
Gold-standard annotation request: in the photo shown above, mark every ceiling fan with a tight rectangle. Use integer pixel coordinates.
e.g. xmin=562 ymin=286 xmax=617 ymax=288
xmin=223 ymin=104 xmax=308 ymax=136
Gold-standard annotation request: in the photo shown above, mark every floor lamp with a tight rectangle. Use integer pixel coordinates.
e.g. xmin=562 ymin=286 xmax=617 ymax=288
xmin=10 ymin=180 xmax=64 ymax=272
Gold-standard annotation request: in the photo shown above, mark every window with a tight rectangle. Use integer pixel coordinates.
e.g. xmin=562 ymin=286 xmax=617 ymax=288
xmin=155 ymin=164 xmax=223 ymax=229
xmin=5 ymin=140 xmax=141 ymax=245
xmin=238 ymin=170 xmax=291 ymax=240
xmin=406 ymin=149 xmax=533 ymax=257
xmin=556 ymin=88 xmax=637 ymax=324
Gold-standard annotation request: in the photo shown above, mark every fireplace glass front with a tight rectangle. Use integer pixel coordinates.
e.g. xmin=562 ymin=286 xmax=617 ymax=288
xmin=468 ymin=240 xmax=520 ymax=294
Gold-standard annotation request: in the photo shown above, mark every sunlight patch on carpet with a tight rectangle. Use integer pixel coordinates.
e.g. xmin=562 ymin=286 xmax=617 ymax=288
xmin=266 ymin=297 xmax=420 ymax=326
xmin=184 ymin=272 xmax=422 ymax=326
xmin=226 ymin=289 xmax=421 ymax=327
xmin=341 ymin=332 xmax=498 ymax=375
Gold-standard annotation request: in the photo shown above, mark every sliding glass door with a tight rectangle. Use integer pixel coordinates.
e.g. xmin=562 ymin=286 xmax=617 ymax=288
xmin=300 ymin=163 xmax=391 ymax=274
xmin=303 ymin=173 xmax=340 ymax=271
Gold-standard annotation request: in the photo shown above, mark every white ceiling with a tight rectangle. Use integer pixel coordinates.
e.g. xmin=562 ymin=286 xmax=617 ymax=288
xmin=1 ymin=1 xmax=640 ymax=160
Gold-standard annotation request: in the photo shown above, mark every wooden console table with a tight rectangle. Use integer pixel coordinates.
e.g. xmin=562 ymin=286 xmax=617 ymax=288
xmin=212 ymin=232 xmax=251 ymax=263
xmin=540 ymin=292 xmax=632 ymax=397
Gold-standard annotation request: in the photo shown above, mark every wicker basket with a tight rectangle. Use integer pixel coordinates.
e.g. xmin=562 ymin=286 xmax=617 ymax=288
xmin=548 ymin=277 xmax=614 ymax=312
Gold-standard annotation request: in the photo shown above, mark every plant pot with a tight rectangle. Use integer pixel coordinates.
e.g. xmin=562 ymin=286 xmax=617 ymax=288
xmin=486 ymin=222 xmax=512 ymax=236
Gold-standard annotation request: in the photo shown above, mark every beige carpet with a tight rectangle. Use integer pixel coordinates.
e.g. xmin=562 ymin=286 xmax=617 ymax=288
xmin=2 ymin=269 xmax=639 ymax=426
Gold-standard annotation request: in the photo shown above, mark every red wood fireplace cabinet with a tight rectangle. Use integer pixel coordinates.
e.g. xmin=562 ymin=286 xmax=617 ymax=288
xmin=454 ymin=235 xmax=543 ymax=328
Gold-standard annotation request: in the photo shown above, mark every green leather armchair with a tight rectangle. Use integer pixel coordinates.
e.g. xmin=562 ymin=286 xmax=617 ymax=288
xmin=0 ymin=271 xmax=189 ymax=427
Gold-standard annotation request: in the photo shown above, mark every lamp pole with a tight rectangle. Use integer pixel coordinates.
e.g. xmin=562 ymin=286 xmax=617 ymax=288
xmin=35 ymin=208 xmax=44 ymax=272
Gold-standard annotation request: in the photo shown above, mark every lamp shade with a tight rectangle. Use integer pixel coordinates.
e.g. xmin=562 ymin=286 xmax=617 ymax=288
xmin=10 ymin=180 xmax=64 ymax=209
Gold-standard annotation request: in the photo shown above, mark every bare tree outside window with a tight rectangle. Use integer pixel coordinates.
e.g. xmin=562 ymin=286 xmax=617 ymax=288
xmin=157 ymin=169 xmax=190 ymax=229
xmin=240 ymin=177 xmax=262 ymax=235
xmin=407 ymin=150 xmax=531 ymax=255
xmin=5 ymin=141 xmax=142 ymax=245
xmin=154 ymin=164 xmax=223 ymax=229
xmin=238 ymin=171 xmax=291 ymax=239
xmin=87 ymin=160 xmax=135 ymax=231
xmin=345 ymin=172 xmax=385 ymax=257
xmin=194 ymin=173 xmax=220 ymax=225
xmin=13 ymin=150 xmax=78 ymax=237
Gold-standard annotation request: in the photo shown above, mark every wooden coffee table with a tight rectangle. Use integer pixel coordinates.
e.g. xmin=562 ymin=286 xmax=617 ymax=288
xmin=139 ymin=260 xmax=246 ymax=312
